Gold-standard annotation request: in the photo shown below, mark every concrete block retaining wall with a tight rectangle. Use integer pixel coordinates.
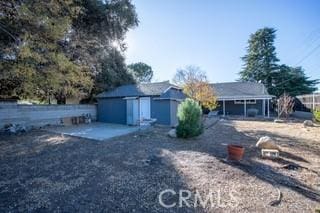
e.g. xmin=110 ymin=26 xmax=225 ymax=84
xmin=0 ymin=104 xmax=97 ymax=128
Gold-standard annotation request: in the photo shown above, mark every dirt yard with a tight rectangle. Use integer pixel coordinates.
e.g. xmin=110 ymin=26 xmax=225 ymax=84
xmin=0 ymin=119 xmax=319 ymax=212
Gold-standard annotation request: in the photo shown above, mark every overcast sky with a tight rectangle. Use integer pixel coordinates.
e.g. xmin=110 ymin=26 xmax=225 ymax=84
xmin=125 ymin=0 xmax=320 ymax=90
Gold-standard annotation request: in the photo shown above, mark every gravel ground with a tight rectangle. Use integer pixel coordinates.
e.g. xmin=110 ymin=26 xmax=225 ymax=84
xmin=0 ymin=119 xmax=319 ymax=212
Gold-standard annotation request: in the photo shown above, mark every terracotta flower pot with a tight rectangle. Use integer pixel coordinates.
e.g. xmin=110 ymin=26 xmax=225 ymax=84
xmin=227 ymin=144 xmax=245 ymax=161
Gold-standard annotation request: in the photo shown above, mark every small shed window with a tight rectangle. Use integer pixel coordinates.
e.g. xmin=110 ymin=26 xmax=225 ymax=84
xmin=234 ymin=100 xmax=256 ymax=104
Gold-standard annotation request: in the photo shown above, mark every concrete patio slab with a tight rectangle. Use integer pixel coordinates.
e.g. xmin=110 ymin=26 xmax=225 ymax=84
xmin=45 ymin=122 xmax=139 ymax=141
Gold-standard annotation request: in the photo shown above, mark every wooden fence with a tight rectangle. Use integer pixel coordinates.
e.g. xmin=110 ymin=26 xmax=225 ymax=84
xmin=295 ymin=93 xmax=320 ymax=111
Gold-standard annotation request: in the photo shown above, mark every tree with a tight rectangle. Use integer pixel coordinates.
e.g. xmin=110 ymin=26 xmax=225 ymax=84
xmin=0 ymin=0 xmax=139 ymax=102
xmin=67 ymin=0 xmax=139 ymax=79
xmin=176 ymin=98 xmax=203 ymax=138
xmin=0 ymin=0 xmax=93 ymax=102
xmin=127 ymin=62 xmax=153 ymax=82
xmin=239 ymin=27 xmax=279 ymax=90
xmin=278 ymin=93 xmax=294 ymax=119
xmin=173 ymin=66 xmax=217 ymax=110
xmin=93 ymin=51 xmax=135 ymax=95
xmin=269 ymin=65 xmax=318 ymax=97
xmin=69 ymin=0 xmax=139 ymax=101
xmin=239 ymin=27 xmax=318 ymax=97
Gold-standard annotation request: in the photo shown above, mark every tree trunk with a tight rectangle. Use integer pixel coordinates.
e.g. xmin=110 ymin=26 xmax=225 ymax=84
xmin=55 ymin=94 xmax=66 ymax=104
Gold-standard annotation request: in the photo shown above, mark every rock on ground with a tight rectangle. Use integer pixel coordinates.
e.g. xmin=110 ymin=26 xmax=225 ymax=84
xmin=167 ymin=128 xmax=177 ymax=138
xmin=256 ymin=136 xmax=281 ymax=151
xmin=3 ymin=123 xmax=28 ymax=134
xmin=303 ymin=120 xmax=314 ymax=127
xmin=274 ymin=119 xmax=285 ymax=123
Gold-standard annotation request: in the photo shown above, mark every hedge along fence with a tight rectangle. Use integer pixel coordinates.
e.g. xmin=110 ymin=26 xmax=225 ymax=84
xmin=0 ymin=104 xmax=97 ymax=128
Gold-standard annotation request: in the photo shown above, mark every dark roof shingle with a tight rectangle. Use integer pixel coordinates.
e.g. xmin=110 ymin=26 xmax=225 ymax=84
xmin=211 ymin=82 xmax=271 ymax=98
xmin=96 ymin=81 xmax=177 ymax=98
xmin=97 ymin=81 xmax=272 ymax=99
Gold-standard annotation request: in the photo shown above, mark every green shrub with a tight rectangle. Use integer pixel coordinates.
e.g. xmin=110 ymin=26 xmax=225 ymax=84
xmin=314 ymin=109 xmax=320 ymax=123
xmin=176 ymin=98 xmax=203 ymax=138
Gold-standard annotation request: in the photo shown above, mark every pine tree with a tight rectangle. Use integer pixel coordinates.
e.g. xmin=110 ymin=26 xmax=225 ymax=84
xmin=269 ymin=65 xmax=318 ymax=97
xmin=239 ymin=27 xmax=318 ymax=96
xmin=239 ymin=27 xmax=279 ymax=90
xmin=176 ymin=98 xmax=203 ymax=138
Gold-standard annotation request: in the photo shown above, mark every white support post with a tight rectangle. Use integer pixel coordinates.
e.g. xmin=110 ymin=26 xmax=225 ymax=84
xmin=313 ymin=93 xmax=315 ymax=111
xmin=262 ymin=99 xmax=266 ymax=117
xmin=223 ymin=100 xmax=226 ymax=116
xmin=138 ymin=98 xmax=141 ymax=127
xmin=244 ymin=100 xmax=247 ymax=117
xmin=267 ymin=99 xmax=270 ymax=118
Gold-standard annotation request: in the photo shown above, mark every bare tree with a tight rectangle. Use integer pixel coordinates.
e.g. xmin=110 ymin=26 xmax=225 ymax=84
xmin=173 ymin=66 xmax=217 ymax=110
xmin=173 ymin=65 xmax=207 ymax=87
xmin=278 ymin=93 xmax=294 ymax=119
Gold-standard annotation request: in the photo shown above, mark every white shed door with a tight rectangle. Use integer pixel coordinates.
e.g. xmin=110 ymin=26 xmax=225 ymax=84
xmin=127 ymin=99 xmax=139 ymax=125
xmin=139 ymin=97 xmax=151 ymax=120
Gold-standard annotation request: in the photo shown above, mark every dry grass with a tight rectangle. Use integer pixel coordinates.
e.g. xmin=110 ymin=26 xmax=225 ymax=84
xmin=0 ymin=119 xmax=319 ymax=212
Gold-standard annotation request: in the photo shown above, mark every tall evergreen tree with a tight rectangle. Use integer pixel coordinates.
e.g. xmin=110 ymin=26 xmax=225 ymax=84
xmin=239 ymin=27 xmax=279 ymax=90
xmin=269 ymin=65 xmax=318 ymax=97
xmin=239 ymin=27 xmax=318 ymax=97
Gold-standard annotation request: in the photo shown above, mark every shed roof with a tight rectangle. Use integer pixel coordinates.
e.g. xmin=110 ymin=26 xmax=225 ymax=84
xmin=211 ymin=82 xmax=273 ymax=99
xmin=96 ymin=81 xmax=180 ymax=98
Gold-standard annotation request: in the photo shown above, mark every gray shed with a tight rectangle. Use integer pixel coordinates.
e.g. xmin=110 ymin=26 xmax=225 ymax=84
xmin=96 ymin=81 xmax=186 ymax=126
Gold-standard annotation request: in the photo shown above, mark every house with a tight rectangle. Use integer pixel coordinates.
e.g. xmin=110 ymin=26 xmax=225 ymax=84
xmin=96 ymin=81 xmax=186 ymax=126
xmin=211 ymin=82 xmax=274 ymax=117
xmin=96 ymin=81 xmax=273 ymax=126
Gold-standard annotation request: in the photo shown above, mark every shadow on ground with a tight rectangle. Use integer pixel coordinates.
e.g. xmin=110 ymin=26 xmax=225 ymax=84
xmin=0 ymin=130 xmax=203 ymax=212
xmin=0 ymin=119 xmax=319 ymax=212
xmin=201 ymin=120 xmax=320 ymax=202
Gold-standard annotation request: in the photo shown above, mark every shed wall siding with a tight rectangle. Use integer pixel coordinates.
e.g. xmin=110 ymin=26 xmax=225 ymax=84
xmin=97 ymin=97 xmax=181 ymax=126
xmin=97 ymin=98 xmax=126 ymax=124
xmin=151 ymin=99 xmax=171 ymax=125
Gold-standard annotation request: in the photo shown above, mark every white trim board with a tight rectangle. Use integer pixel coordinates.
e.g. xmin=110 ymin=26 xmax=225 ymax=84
xmin=217 ymin=96 xmax=273 ymax=101
xmin=123 ymin=97 xmax=138 ymax=100
xmin=162 ymin=86 xmax=182 ymax=94
xmin=153 ymin=98 xmax=183 ymax=102
xmin=234 ymin=100 xmax=256 ymax=104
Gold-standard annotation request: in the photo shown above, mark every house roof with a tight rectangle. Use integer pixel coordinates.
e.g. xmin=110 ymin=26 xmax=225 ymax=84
xmin=96 ymin=81 xmax=181 ymax=98
xmin=97 ymin=81 xmax=272 ymax=100
xmin=211 ymin=82 xmax=273 ymax=100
